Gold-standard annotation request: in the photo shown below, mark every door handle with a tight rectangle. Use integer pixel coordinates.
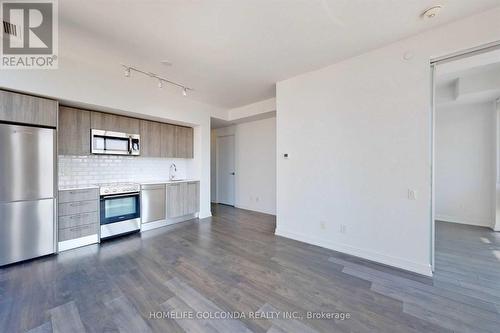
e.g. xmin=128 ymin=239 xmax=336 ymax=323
xmin=128 ymin=137 xmax=133 ymax=154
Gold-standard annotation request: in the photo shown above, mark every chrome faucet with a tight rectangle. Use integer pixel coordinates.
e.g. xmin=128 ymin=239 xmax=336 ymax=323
xmin=169 ymin=163 xmax=177 ymax=180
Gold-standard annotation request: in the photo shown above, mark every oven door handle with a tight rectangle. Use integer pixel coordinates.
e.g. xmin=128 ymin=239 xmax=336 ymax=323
xmin=128 ymin=136 xmax=133 ymax=155
xmin=101 ymin=193 xmax=139 ymax=199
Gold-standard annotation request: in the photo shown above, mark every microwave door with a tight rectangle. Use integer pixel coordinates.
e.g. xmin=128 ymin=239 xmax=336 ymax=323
xmin=105 ymin=136 xmax=130 ymax=154
xmin=91 ymin=129 xmax=139 ymax=155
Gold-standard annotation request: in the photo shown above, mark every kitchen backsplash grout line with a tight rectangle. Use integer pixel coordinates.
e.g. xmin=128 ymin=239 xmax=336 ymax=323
xmin=58 ymin=155 xmax=190 ymax=187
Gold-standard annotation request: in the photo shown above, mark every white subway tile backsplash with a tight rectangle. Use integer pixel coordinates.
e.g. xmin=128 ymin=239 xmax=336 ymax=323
xmin=58 ymin=155 xmax=189 ymax=187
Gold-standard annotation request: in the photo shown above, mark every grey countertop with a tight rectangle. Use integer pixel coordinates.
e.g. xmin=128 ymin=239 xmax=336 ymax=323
xmin=58 ymin=185 xmax=100 ymax=191
xmin=140 ymin=179 xmax=200 ymax=185
xmin=59 ymin=180 xmax=199 ymax=191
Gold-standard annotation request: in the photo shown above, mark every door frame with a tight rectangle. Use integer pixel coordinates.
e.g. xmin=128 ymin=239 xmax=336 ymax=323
xmin=216 ymin=134 xmax=236 ymax=206
xmin=429 ymin=40 xmax=500 ymax=272
xmin=430 ymin=63 xmax=436 ymax=272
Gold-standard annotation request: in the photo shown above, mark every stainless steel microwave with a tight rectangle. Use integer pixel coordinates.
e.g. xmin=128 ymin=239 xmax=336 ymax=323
xmin=91 ymin=129 xmax=140 ymax=156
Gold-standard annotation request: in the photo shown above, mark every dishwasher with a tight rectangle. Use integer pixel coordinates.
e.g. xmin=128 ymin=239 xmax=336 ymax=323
xmin=140 ymin=184 xmax=166 ymax=226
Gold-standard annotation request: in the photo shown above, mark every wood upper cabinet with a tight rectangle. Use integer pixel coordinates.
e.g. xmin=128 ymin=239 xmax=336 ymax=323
xmin=90 ymin=111 xmax=140 ymax=134
xmin=160 ymin=123 xmax=176 ymax=158
xmin=162 ymin=125 xmax=193 ymax=158
xmin=140 ymin=120 xmax=162 ymax=157
xmin=58 ymin=106 xmax=91 ymax=155
xmin=175 ymin=126 xmax=194 ymax=158
xmin=56 ymin=105 xmax=194 ymax=158
xmin=0 ymin=90 xmax=57 ymax=127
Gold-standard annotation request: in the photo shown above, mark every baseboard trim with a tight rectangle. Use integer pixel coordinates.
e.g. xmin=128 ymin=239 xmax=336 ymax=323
xmin=58 ymin=234 xmax=98 ymax=252
xmin=199 ymin=211 xmax=212 ymax=219
xmin=435 ymin=214 xmax=492 ymax=228
xmin=275 ymin=228 xmax=432 ymax=277
xmin=234 ymin=204 xmax=276 ymax=216
xmin=141 ymin=214 xmax=199 ymax=232
xmin=141 ymin=219 xmax=169 ymax=232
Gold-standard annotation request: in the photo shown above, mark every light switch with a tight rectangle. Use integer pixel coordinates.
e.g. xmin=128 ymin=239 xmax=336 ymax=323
xmin=408 ymin=189 xmax=417 ymax=200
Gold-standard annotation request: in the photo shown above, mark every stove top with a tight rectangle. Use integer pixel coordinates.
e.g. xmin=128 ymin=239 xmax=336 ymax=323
xmin=98 ymin=182 xmax=140 ymax=195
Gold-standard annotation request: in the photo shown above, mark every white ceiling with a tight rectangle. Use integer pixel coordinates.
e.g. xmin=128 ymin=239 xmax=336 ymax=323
xmin=60 ymin=0 xmax=500 ymax=109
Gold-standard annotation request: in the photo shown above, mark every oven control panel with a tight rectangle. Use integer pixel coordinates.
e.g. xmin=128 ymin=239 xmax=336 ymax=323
xmin=99 ymin=183 xmax=140 ymax=196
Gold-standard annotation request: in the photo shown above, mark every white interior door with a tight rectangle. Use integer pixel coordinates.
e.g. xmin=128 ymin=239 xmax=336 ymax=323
xmin=217 ymin=135 xmax=235 ymax=206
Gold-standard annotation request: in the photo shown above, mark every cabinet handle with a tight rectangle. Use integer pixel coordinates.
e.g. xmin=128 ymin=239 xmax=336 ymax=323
xmin=68 ymin=190 xmax=92 ymax=195
xmin=69 ymin=225 xmax=90 ymax=231
xmin=69 ymin=213 xmax=91 ymax=220
xmin=69 ymin=201 xmax=91 ymax=207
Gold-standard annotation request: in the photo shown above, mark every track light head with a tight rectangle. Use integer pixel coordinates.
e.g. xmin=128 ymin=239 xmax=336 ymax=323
xmin=182 ymin=88 xmax=187 ymax=97
xmin=158 ymin=80 xmax=163 ymax=88
xmin=124 ymin=67 xmax=130 ymax=77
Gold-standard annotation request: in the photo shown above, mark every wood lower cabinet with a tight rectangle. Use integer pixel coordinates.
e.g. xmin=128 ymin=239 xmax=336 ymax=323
xmin=166 ymin=183 xmax=183 ymax=218
xmin=140 ymin=120 xmax=162 ymax=157
xmin=58 ymin=106 xmax=91 ymax=155
xmin=0 ymin=90 xmax=57 ymax=127
xmin=185 ymin=181 xmax=200 ymax=214
xmin=90 ymin=111 xmax=140 ymax=134
xmin=166 ymin=181 xmax=199 ymax=218
xmin=58 ymin=188 xmax=99 ymax=248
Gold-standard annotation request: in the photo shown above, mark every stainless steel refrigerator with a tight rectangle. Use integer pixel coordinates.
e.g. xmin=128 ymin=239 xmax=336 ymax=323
xmin=0 ymin=123 xmax=56 ymax=266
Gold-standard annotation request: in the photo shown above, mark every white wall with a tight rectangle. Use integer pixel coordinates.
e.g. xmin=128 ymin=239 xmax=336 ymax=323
xmin=0 ymin=23 xmax=226 ymax=219
xmin=234 ymin=117 xmax=277 ymax=214
xmin=435 ymin=102 xmax=496 ymax=227
xmin=212 ymin=117 xmax=276 ymax=215
xmin=276 ymin=8 xmax=500 ymax=276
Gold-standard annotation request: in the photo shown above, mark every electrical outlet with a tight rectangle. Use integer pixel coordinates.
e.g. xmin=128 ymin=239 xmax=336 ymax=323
xmin=408 ymin=189 xmax=417 ymax=200
xmin=320 ymin=221 xmax=326 ymax=230
xmin=340 ymin=224 xmax=347 ymax=234
xmin=255 ymin=196 xmax=260 ymax=202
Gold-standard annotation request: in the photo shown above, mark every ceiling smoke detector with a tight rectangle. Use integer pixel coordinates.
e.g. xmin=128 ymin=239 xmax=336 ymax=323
xmin=422 ymin=5 xmax=442 ymax=19
xmin=160 ymin=60 xmax=172 ymax=67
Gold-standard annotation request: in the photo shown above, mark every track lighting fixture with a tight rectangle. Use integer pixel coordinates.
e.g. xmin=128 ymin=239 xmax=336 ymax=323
xmin=121 ymin=64 xmax=191 ymax=96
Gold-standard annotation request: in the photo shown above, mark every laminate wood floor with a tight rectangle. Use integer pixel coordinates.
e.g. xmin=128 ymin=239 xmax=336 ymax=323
xmin=1 ymin=205 xmax=500 ymax=332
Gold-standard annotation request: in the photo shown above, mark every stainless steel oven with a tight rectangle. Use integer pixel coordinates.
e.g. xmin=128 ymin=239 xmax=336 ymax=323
xmin=99 ymin=183 xmax=141 ymax=239
xmin=91 ymin=129 xmax=140 ymax=156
